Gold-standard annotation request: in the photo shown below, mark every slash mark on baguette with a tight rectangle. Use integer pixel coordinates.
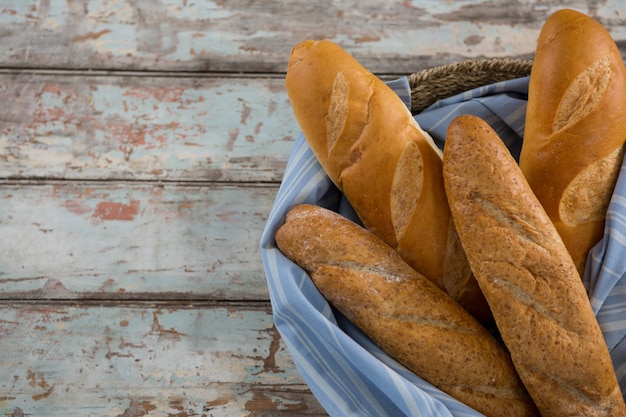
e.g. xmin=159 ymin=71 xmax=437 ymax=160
xmin=560 ymin=145 xmax=624 ymax=225
xmin=317 ymin=260 xmax=411 ymax=284
xmin=327 ymin=72 xmax=349 ymax=154
xmin=487 ymin=272 xmax=576 ymax=334
xmin=444 ymin=383 xmax=530 ymax=404
xmin=554 ymin=55 xmax=611 ymax=132
xmin=391 ymin=142 xmax=423 ymax=240
xmin=380 ymin=312 xmax=485 ymax=336
xmin=327 ymin=71 xmax=374 ymax=187
xmin=515 ymin=361 xmax=602 ymax=413
xmin=468 ymin=191 xmax=547 ymax=251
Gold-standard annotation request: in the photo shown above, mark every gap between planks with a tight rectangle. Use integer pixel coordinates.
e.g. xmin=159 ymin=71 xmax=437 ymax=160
xmin=0 ymin=66 xmax=411 ymax=81
xmin=0 ymin=67 xmax=287 ymax=79
xmin=0 ymin=298 xmax=273 ymax=309
xmin=0 ymin=178 xmax=282 ymax=186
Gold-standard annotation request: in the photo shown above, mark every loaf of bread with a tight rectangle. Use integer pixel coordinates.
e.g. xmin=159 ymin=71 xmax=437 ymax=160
xmin=519 ymin=9 xmax=626 ymax=275
xmin=443 ymin=114 xmax=626 ymax=416
xmin=275 ymin=203 xmax=538 ymax=417
xmin=285 ymin=39 xmax=451 ymax=290
xmin=442 ymin=220 xmax=493 ymax=322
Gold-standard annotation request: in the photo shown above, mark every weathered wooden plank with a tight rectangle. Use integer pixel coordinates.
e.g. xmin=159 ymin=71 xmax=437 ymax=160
xmin=0 ymin=182 xmax=276 ymax=300
xmin=0 ymin=302 xmax=327 ymax=416
xmin=0 ymin=73 xmax=297 ymax=182
xmin=0 ymin=0 xmax=623 ymax=74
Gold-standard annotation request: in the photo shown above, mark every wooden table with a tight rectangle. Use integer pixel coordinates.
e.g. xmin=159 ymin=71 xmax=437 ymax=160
xmin=1 ymin=1 xmax=624 ymax=415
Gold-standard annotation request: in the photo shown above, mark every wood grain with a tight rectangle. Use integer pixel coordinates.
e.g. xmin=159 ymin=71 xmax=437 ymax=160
xmin=0 ymin=0 xmax=623 ymax=74
xmin=0 ymin=73 xmax=296 ymax=182
xmin=0 ymin=181 xmax=276 ymax=300
xmin=0 ymin=302 xmax=327 ymax=416
xmin=4 ymin=1 xmax=622 ymax=414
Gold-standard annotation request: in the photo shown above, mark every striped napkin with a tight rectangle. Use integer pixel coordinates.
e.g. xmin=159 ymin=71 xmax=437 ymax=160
xmin=259 ymin=76 xmax=626 ymax=416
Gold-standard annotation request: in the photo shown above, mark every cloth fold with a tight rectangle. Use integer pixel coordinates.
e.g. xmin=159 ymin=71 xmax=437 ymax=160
xmin=259 ymin=75 xmax=626 ymax=416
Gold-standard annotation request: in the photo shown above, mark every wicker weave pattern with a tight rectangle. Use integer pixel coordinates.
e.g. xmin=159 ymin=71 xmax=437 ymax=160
xmin=409 ymin=58 xmax=533 ymax=114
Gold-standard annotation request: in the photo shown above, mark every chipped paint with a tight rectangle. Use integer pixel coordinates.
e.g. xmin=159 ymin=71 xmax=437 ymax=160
xmin=0 ymin=183 xmax=273 ymax=298
xmin=4 ymin=1 xmax=618 ymax=415
xmin=0 ymin=304 xmax=322 ymax=415
xmin=0 ymin=0 xmax=622 ymax=74
xmin=117 ymin=400 xmax=156 ymax=417
xmin=92 ymin=200 xmax=140 ymax=221
xmin=72 ymin=29 xmax=112 ymax=42
xmin=0 ymin=75 xmax=295 ymax=182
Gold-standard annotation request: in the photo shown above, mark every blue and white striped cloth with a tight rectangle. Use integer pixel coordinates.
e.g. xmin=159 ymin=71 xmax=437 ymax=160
xmin=259 ymin=76 xmax=626 ymax=416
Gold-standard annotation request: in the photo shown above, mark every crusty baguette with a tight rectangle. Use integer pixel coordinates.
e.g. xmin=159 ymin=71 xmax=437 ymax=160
xmin=442 ymin=219 xmax=493 ymax=322
xmin=275 ymin=203 xmax=538 ymax=417
xmin=285 ymin=39 xmax=450 ymax=290
xmin=443 ymin=114 xmax=626 ymax=417
xmin=519 ymin=9 xmax=626 ymax=275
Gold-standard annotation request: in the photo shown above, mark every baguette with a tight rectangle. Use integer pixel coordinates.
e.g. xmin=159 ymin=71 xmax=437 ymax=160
xmin=285 ymin=39 xmax=450 ymax=290
xmin=275 ymin=204 xmax=538 ymax=417
xmin=519 ymin=9 xmax=626 ymax=275
xmin=443 ymin=114 xmax=626 ymax=417
xmin=443 ymin=219 xmax=493 ymax=322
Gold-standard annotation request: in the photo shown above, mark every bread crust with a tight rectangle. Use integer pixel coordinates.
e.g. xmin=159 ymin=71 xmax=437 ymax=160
xmin=443 ymin=219 xmax=493 ymax=322
xmin=519 ymin=9 xmax=626 ymax=274
xmin=285 ymin=40 xmax=450 ymax=289
xmin=444 ymin=114 xmax=626 ymax=417
xmin=275 ymin=203 xmax=538 ymax=417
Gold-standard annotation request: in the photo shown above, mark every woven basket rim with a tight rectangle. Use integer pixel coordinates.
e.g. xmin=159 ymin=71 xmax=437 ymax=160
xmin=408 ymin=57 xmax=533 ymax=114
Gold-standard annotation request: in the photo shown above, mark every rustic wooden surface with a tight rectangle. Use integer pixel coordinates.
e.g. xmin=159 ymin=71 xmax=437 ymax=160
xmin=1 ymin=1 xmax=625 ymax=415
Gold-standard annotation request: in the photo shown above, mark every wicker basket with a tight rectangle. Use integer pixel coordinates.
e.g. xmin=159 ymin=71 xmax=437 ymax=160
xmin=260 ymin=57 xmax=626 ymax=416
xmin=409 ymin=58 xmax=533 ymax=114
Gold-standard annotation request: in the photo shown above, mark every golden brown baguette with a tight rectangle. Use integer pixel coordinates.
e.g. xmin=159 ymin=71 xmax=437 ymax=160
xmin=442 ymin=219 xmax=493 ymax=322
xmin=275 ymin=203 xmax=538 ymax=417
xmin=519 ymin=9 xmax=626 ymax=275
xmin=285 ymin=39 xmax=450 ymax=290
xmin=443 ymin=114 xmax=626 ymax=417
